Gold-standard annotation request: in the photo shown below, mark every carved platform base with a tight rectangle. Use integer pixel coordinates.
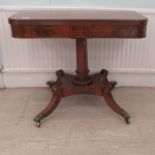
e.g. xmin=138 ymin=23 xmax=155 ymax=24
xmin=34 ymin=69 xmax=130 ymax=127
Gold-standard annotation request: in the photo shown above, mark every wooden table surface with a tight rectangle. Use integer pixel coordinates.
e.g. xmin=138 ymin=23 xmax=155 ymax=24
xmin=9 ymin=10 xmax=147 ymax=20
xmin=9 ymin=10 xmax=147 ymax=39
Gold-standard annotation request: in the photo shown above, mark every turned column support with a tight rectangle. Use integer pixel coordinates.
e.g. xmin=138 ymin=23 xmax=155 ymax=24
xmin=73 ymin=38 xmax=92 ymax=85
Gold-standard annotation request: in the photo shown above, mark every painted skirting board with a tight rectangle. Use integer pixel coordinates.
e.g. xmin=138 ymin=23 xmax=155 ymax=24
xmin=2 ymin=69 xmax=155 ymax=88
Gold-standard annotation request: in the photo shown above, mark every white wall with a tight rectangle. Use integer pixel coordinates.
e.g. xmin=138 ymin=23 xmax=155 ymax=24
xmin=0 ymin=0 xmax=155 ymax=9
xmin=0 ymin=0 xmax=50 ymax=5
xmin=0 ymin=8 xmax=155 ymax=88
xmin=54 ymin=0 xmax=155 ymax=9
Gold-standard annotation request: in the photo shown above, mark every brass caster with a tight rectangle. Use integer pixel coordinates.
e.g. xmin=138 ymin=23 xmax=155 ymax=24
xmin=34 ymin=114 xmax=43 ymax=128
xmin=36 ymin=120 xmax=41 ymax=128
xmin=125 ymin=117 xmax=130 ymax=124
xmin=122 ymin=111 xmax=131 ymax=125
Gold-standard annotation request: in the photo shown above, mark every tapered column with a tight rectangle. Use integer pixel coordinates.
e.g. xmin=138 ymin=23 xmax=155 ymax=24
xmin=73 ymin=38 xmax=92 ymax=85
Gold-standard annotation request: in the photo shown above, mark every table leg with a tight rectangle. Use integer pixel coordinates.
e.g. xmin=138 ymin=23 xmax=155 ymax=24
xmin=100 ymin=69 xmax=130 ymax=124
xmin=73 ymin=38 xmax=92 ymax=85
xmin=34 ymin=39 xmax=130 ymax=127
xmin=34 ymin=70 xmax=64 ymax=127
xmin=34 ymin=90 xmax=62 ymax=127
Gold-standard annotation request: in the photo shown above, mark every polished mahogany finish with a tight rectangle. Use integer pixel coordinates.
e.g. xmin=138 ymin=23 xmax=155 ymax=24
xmin=9 ymin=10 xmax=148 ymax=127
xmin=9 ymin=10 xmax=147 ymax=39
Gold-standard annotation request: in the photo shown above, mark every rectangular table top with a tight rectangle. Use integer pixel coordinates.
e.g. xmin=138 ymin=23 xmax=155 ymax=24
xmin=9 ymin=10 xmax=148 ymax=39
xmin=9 ymin=10 xmax=147 ymax=21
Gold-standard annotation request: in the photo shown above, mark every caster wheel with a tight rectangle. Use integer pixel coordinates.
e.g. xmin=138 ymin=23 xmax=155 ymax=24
xmin=122 ymin=111 xmax=131 ymax=125
xmin=36 ymin=121 xmax=41 ymax=128
xmin=125 ymin=118 xmax=130 ymax=124
xmin=34 ymin=114 xmax=43 ymax=128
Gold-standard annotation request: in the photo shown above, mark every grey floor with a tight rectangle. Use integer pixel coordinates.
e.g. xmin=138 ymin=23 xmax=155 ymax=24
xmin=0 ymin=87 xmax=155 ymax=155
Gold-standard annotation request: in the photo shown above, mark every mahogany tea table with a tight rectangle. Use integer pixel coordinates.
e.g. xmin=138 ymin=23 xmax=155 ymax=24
xmin=9 ymin=10 xmax=147 ymax=127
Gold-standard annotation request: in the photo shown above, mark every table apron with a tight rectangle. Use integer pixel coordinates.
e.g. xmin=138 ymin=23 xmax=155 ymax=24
xmin=10 ymin=24 xmax=146 ymax=38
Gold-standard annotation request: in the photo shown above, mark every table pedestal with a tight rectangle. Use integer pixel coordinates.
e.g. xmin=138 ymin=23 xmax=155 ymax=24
xmin=34 ymin=38 xmax=130 ymax=127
